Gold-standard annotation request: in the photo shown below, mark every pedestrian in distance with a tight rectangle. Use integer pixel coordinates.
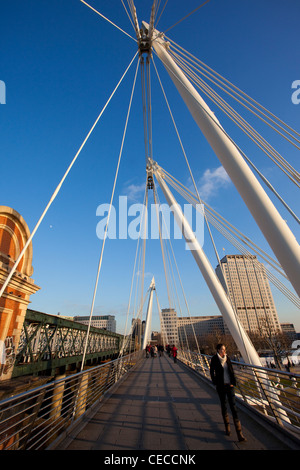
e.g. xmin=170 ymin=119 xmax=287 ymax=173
xmin=171 ymin=345 xmax=178 ymax=363
xmin=210 ymin=343 xmax=246 ymax=442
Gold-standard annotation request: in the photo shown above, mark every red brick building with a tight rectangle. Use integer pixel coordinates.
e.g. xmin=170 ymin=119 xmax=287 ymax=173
xmin=0 ymin=206 xmax=40 ymax=381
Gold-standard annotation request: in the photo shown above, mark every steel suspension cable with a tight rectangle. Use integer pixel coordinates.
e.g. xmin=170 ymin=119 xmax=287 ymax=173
xmin=169 ymin=50 xmax=300 ymax=187
xmin=119 ymin=176 xmax=148 ymax=356
xmin=120 ymin=0 xmax=135 ymax=32
xmin=163 ymin=40 xmax=300 ymax=194
xmin=138 ymin=186 xmax=148 ymax=322
xmin=166 ymin=36 xmax=300 ymax=145
xmin=81 ymin=0 xmax=137 ymax=42
xmin=0 ymin=51 xmax=139 ymax=301
xmin=81 ymin=58 xmax=140 ymax=370
xmin=153 ymin=164 xmax=252 ymax=364
xmin=121 ymin=288 xmax=150 ymax=356
xmin=154 ymin=0 xmax=169 ymax=28
xmin=128 ymin=0 xmax=142 ymax=41
xmin=171 ymin=49 xmax=300 ymax=171
xmin=161 ymin=168 xmax=300 ymax=308
xmin=152 ymin=56 xmax=225 ymax=268
xmin=153 ymin=186 xmax=193 ymax=356
xmin=161 ymin=167 xmax=286 ymax=276
xmin=151 ymin=56 xmax=294 ymax=353
xmin=146 ymin=57 xmax=154 ymax=161
xmin=152 ymin=47 xmax=300 ymax=224
xmin=163 ymin=170 xmax=284 ymax=273
xmin=163 ymin=0 xmax=211 ymax=34
xmin=153 ymin=182 xmax=202 ymax=357
xmin=151 ymin=57 xmax=246 ymax=340
xmin=140 ymin=57 xmax=150 ymax=163
xmin=153 ymin=189 xmax=173 ymax=308
xmin=155 ymin=291 xmax=168 ymax=346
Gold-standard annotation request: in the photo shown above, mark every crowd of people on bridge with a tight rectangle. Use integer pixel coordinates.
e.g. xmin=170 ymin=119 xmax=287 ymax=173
xmin=145 ymin=344 xmax=178 ymax=363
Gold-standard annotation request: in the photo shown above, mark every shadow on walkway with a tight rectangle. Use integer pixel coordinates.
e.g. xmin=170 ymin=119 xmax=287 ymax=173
xmin=58 ymin=355 xmax=295 ymax=451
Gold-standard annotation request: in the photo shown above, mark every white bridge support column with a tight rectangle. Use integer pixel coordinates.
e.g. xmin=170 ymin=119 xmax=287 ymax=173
xmin=154 ymin=167 xmax=262 ymax=367
xmin=154 ymin=168 xmax=290 ymax=424
xmin=142 ymin=277 xmax=155 ymax=351
xmin=147 ymin=23 xmax=300 ymax=298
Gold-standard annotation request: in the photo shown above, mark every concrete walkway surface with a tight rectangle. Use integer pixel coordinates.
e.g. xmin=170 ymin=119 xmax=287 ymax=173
xmin=57 ymin=355 xmax=298 ymax=451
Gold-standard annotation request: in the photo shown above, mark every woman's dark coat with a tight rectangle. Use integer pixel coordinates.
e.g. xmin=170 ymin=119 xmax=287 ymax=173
xmin=210 ymin=354 xmax=236 ymax=388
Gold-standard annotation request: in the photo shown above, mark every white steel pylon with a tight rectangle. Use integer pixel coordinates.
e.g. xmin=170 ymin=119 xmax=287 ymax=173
xmin=152 ymin=160 xmax=262 ymax=367
xmin=152 ymin=162 xmax=290 ymax=422
xmin=145 ymin=21 xmax=300 ymax=298
xmin=142 ymin=276 xmax=156 ymax=350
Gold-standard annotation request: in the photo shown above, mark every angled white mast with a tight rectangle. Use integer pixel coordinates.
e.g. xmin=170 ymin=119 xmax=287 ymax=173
xmin=142 ymin=277 xmax=156 ymax=350
xmin=151 ymin=161 xmax=261 ymax=366
xmin=144 ymin=22 xmax=300 ymax=298
xmin=152 ymin=160 xmax=290 ymax=421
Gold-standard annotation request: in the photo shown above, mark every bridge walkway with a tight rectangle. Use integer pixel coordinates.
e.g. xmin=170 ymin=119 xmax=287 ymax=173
xmin=57 ymin=354 xmax=297 ymax=451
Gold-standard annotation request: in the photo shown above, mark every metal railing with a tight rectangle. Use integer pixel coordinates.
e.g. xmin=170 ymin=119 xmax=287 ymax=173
xmin=0 ymin=351 xmax=143 ymax=450
xmin=179 ymin=351 xmax=300 ymax=437
xmin=1 ymin=348 xmax=299 ymax=450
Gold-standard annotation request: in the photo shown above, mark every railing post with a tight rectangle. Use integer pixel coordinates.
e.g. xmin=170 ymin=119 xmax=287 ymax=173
xmin=49 ymin=374 xmax=66 ymax=422
xmin=73 ymin=372 xmax=89 ymax=421
xmin=19 ymin=389 xmax=46 ymax=449
xmin=253 ymin=369 xmax=284 ymax=427
xmin=197 ymin=353 xmax=208 ymax=377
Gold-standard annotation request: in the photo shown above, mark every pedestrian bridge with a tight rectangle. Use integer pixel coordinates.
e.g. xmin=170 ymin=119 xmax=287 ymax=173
xmin=0 ymin=351 xmax=299 ymax=451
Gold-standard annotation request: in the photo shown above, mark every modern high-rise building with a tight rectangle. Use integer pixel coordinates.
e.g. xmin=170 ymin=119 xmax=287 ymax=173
xmin=280 ymin=322 xmax=297 ymax=344
xmin=73 ymin=315 xmax=116 ymax=333
xmin=215 ymin=254 xmax=281 ymax=336
xmin=131 ymin=318 xmax=145 ymax=346
xmin=161 ymin=308 xmax=178 ymax=346
xmin=178 ymin=315 xmax=225 ymax=346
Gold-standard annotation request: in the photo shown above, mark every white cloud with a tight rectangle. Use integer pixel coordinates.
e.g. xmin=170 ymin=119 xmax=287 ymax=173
xmin=136 ymin=270 xmax=153 ymax=278
xmin=124 ymin=167 xmax=231 ymax=204
xmin=125 ymin=182 xmax=146 ymax=203
xmin=197 ymin=166 xmax=231 ymax=200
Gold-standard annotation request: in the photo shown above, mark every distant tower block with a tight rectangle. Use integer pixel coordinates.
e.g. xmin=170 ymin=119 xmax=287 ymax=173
xmin=0 ymin=206 xmax=40 ymax=380
xmin=216 ymin=254 xmax=282 ymax=336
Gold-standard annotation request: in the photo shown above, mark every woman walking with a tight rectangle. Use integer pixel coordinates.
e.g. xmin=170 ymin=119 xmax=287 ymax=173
xmin=210 ymin=344 xmax=246 ymax=442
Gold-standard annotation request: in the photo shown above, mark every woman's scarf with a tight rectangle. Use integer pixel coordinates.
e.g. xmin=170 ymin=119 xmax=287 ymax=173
xmin=217 ymin=352 xmax=231 ymax=384
xmin=217 ymin=352 xmax=227 ymax=366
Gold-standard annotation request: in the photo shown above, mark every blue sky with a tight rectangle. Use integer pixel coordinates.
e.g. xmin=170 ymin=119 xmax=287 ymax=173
xmin=0 ymin=0 xmax=299 ymax=334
